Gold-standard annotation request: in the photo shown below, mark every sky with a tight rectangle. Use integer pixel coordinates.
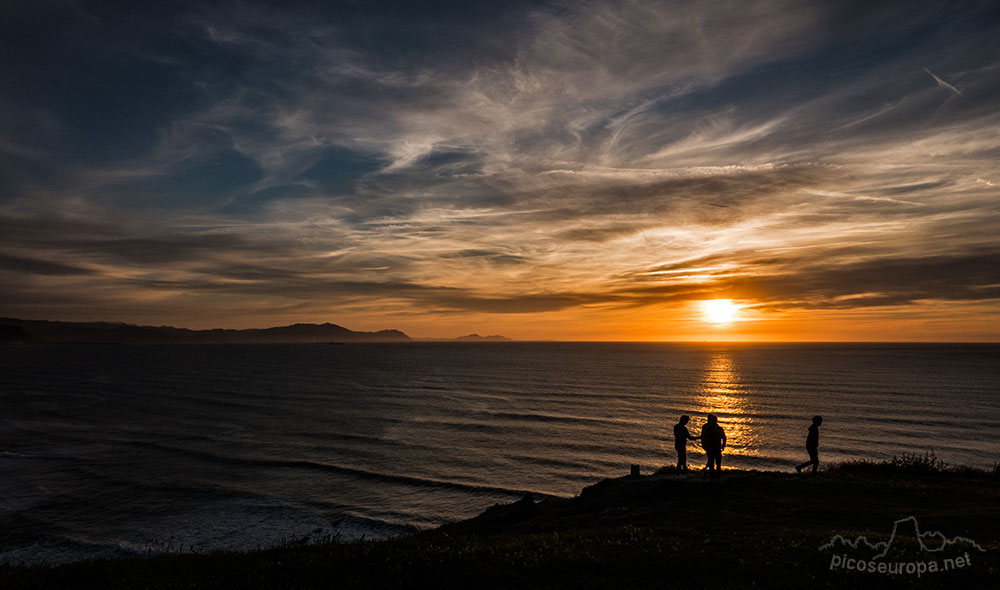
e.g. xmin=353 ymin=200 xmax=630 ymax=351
xmin=1 ymin=0 xmax=999 ymax=341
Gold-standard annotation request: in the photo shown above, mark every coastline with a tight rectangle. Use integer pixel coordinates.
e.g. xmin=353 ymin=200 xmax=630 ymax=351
xmin=3 ymin=460 xmax=997 ymax=589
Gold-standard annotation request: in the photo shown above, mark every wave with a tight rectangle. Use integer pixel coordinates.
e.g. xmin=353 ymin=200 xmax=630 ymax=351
xmin=0 ymin=502 xmax=417 ymax=565
xmin=479 ymin=410 xmax=640 ymax=427
xmin=119 ymin=439 xmax=557 ymax=501
xmin=0 ymin=536 xmax=138 ymax=565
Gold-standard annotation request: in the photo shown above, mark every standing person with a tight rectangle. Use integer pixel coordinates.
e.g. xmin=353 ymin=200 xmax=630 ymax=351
xmin=796 ymin=416 xmax=823 ymax=474
xmin=700 ymin=414 xmax=727 ymax=478
xmin=673 ymin=415 xmax=698 ymax=472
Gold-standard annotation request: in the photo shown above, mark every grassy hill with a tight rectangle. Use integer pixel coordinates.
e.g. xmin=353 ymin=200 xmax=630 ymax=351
xmin=3 ymin=456 xmax=997 ymax=589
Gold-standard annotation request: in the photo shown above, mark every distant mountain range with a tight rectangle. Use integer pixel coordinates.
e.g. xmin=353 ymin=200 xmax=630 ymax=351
xmin=418 ymin=333 xmax=512 ymax=342
xmin=0 ymin=318 xmax=512 ymax=344
xmin=454 ymin=334 xmax=511 ymax=342
xmin=0 ymin=318 xmax=409 ymax=343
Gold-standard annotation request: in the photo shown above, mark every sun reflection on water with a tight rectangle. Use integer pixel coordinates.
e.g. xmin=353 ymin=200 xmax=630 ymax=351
xmin=693 ymin=352 xmax=760 ymax=459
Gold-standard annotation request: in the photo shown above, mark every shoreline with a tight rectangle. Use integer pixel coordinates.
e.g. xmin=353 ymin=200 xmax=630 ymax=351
xmin=3 ymin=460 xmax=997 ymax=589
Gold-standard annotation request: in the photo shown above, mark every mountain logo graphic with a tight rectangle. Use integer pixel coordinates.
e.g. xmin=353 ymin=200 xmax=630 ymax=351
xmin=820 ymin=516 xmax=985 ymax=577
xmin=820 ymin=515 xmax=986 ymax=556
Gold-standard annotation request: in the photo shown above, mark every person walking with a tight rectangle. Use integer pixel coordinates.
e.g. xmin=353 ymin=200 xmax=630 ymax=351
xmin=796 ymin=416 xmax=823 ymax=474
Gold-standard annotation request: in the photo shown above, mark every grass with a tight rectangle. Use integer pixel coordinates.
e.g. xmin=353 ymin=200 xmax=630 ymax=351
xmin=3 ymin=462 xmax=997 ymax=589
xmin=826 ymin=450 xmax=954 ymax=474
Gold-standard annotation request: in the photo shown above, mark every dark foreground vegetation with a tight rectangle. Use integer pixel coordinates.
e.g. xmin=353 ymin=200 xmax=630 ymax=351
xmin=4 ymin=455 xmax=997 ymax=589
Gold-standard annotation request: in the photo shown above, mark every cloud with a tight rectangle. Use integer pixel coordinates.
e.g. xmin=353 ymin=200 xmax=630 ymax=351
xmin=923 ymin=67 xmax=964 ymax=98
xmin=725 ymin=250 xmax=1000 ymax=309
xmin=0 ymin=252 xmax=96 ymax=276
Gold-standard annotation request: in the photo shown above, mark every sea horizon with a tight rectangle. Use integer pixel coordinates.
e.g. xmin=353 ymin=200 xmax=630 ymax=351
xmin=3 ymin=341 xmax=997 ymax=564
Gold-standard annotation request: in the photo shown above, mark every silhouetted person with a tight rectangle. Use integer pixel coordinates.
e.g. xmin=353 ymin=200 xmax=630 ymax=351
xmin=700 ymin=414 xmax=727 ymax=478
xmin=796 ymin=415 xmax=823 ymax=474
xmin=673 ymin=415 xmax=698 ymax=471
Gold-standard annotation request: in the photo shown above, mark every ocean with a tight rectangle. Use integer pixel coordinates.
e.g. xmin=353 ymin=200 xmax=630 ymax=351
xmin=2 ymin=342 xmax=998 ymax=564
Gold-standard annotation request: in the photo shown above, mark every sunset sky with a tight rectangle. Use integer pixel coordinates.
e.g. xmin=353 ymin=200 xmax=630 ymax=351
xmin=2 ymin=1 xmax=999 ymax=341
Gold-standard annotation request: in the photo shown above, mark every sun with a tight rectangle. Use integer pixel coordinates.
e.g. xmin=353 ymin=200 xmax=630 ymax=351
xmin=703 ymin=299 xmax=740 ymax=324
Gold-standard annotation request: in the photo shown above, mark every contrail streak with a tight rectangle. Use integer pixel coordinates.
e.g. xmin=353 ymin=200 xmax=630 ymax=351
xmin=923 ymin=67 xmax=964 ymax=97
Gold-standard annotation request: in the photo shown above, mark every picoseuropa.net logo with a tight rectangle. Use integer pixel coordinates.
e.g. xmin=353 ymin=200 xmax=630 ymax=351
xmin=819 ymin=516 xmax=986 ymax=578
